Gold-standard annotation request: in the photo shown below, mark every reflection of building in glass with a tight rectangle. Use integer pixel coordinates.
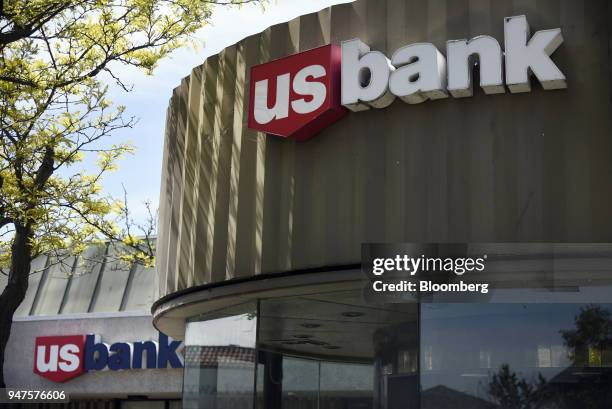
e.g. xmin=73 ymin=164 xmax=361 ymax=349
xmin=169 ymin=274 xmax=612 ymax=409
xmin=152 ymin=0 xmax=612 ymax=408
xmin=185 ymin=345 xmax=256 ymax=367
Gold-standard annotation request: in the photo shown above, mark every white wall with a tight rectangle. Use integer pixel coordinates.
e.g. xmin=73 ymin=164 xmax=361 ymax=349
xmin=5 ymin=313 xmax=182 ymax=398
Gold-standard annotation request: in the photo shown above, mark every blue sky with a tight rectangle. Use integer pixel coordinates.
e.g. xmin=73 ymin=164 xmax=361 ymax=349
xmin=95 ymin=0 xmax=352 ymax=224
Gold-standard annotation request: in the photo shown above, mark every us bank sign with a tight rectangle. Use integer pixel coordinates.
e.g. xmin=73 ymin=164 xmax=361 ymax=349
xmin=34 ymin=333 xmax=183 ymax=383
xmin=248 ymin=15 xmax=566 ymax=141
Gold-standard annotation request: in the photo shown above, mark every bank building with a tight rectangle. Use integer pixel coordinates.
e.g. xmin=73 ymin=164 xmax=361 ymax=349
xmin=154 ymin=0 xmax=612 ymax=408
xmin=3 ymin=0 xmax=612 ymax=408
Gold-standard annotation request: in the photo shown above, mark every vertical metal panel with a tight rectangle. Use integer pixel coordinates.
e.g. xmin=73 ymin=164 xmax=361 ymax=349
xmin=14 ymin=256 xmax=48 ymax=316
xmin=89 ymin=245 xmax=132 ymax=312
xmin=60 ymin=245 xmax=106 ymax=314
xmin=32 ymin=256 xmax=76 ymax=315
xmin=233 ymin=35 xmax=265 ymax=278
xmin=166 ymin=78 xmax=190 ymax=293
xmin=465 ymin=0 xmax=495 ymax=241
xmin=156 ymin=0 xmax=612 ymax=298
xmin=384 ymin=0 xmax=408 ymax=244
xmin=31 ymin=256 xmax=75 ymax=315
xmin=210 ymin=46 xmax=238 ymax=281
xmin=226 ymin=41 xmax=249 ymax=278
xmin=185 ymin=64 xmax=206 ymax=288
xmin=155 ymin=106 xmax=172 ymax=299
xmin=175 ymin=65 xmax=204 ymax=289
xmin=2 ymin=246 xmax=155 ymax=317
xmin=261 ymin=22 xmax=299 ymax=274
xmin=321 ymin=3 xmax=360 ymax=265
xmin=121 ymin=262 xmax=156 ymax=311
xmin=158 ymin=96 xmax=178 ymax=296
xmin=193 ymin=55 xmax=220 ymax=285
xmin=253 ymin=29 xmax=271 ymax=276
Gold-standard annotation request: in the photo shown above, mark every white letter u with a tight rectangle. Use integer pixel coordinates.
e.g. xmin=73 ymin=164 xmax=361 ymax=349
xmin=36 ymin=345 xmax=58 ymax=373
xmin=254 ymin=74 xmax=290 ymax=124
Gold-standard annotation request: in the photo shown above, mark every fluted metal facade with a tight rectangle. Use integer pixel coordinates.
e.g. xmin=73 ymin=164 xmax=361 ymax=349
xmin=156 ymin=0 xmax=612 ymax=298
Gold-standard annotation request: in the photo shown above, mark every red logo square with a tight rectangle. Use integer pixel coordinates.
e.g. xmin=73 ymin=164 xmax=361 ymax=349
xmin=248 ymin=44 xmax=346 ymax=141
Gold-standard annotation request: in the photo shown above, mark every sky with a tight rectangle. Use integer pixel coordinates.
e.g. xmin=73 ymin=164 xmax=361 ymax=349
xmin=95 ymin=0 xmax=353 ymax=224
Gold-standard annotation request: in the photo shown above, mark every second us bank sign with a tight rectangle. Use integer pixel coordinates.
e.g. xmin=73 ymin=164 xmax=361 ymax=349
xmin=248 ymin=15 xmax=567 ymax=141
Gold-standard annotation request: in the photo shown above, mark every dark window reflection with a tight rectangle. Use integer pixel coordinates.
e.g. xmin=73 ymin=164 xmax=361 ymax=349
xmin=420 ymin=303 xmax=612 ymax=409
xmin=257 ymin=290 xmax=419 ymax=409
xmin=182 ymin=296 xmax=612 ymax=409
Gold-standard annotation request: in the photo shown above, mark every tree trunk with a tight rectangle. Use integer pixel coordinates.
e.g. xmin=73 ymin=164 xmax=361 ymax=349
xmin=0 ymin=224 xmax=32 ymax=388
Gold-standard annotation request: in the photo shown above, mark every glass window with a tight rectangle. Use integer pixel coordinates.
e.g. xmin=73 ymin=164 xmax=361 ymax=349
xmin=281 ymin=357 xmax=319 ymax=409
xmin=183 ymin=301 xmax=258 ymax=409
xmin=121 ymin=401 xmax=165 ymax=409
xmin=320 ymin=362 xmax=373 ymax=409
xmin=420 ymin=303 xmax=612 ymax=409
xmin=257 ymin=289 xmax=419 ymax=409
xmin=183 ymin=286 xmax=612 ymax=409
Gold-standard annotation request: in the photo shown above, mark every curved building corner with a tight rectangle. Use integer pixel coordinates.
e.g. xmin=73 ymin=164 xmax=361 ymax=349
xmin=153 ymin=1 xmax=612 ymax=408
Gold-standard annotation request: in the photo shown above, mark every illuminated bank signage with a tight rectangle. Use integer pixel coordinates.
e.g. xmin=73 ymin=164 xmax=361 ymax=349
xmin=248 ymin=15 xmax=566 ymax=141
xmin=33 ymin=333 xmax=183 ymax=383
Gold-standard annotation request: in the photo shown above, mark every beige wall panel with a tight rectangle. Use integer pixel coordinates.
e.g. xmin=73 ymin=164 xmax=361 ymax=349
xmin=31 ymin=256 xmax=75 ymax=315
xmin=155 ymin=105 xmax=172 ymax=298
xmin=122 ymin=263 xmax=156 ymax=311
xmin=14 ymin=256 xmax=48 ymax=316
xmin=175 ymin=65 xmax=204 ymax=289
xmin=7 ymin=244 xmax=155 ymax=317
xmin=192 ymin=56 xmax=219 ymax=285
xmin=260 ymin=22 xmax=299 ymax=274
xmin=185 ymin=63 xmax=207 ymax=287
xmin=225 ymin=43 xmax=246 ymax=279
xmin=159 ymin=94 xmax=178 ymax=295
xmin=253 ymin=29 xmax=272 ymax=276
xmin=319 ymin=4 xmax=362 ymax=265
xmin=465 ymin=0 xmax=495 ymax=241
xmin=61 ymin=245 xmax=106 ymax=314
xmin=383 ymin=0 xmax=408 ymax=243
xmin=210 ymin=46 xmax=238 ymax=281
xmin=89 ymin=245 xmax=131 ymax=313
xmin=156 ymin=0 xmax=612 ymax=298
xmin=165 ymin=78 xmax=190 ymax=293
xmin=234 ymin=35 xmax=265 ymax=277
xmin=160 ymin=93 xmax=178 ymax=295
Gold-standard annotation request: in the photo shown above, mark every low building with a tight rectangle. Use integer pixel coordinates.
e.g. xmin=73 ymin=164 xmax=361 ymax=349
xmin=1 ymin=243 xmax=183 ymax=408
